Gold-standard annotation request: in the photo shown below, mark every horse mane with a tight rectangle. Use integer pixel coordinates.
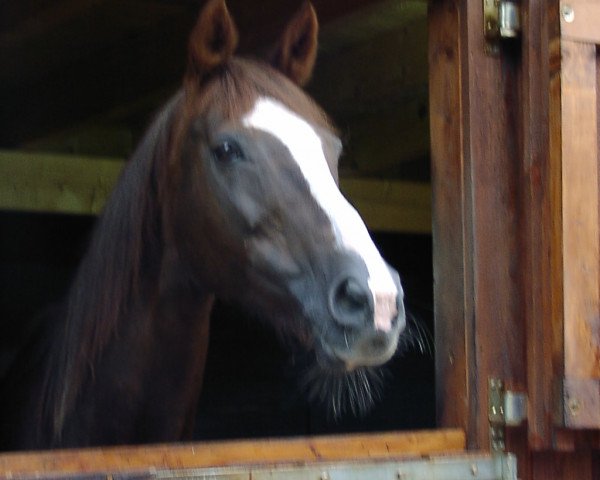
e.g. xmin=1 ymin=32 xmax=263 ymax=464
xmin=41 ymin=93 xmax=182 ymax=443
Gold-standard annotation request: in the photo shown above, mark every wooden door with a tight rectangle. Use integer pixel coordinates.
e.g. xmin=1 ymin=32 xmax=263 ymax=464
xmin=429 ymin=0 xmax=600 ymax=478
xmin=552 ymin=0 xmax=600 ymax=432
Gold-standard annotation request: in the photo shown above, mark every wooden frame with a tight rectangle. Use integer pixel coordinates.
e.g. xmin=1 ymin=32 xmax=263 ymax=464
xmin=429 ymin=0 xmax=599 ymax=477
xmin=429 ymin=0 xmax=526 ymax=451
xmin=0 ymin=431 xmax=466 ymax=478
xmin=554 ymin=0 xmax=600 ymax=430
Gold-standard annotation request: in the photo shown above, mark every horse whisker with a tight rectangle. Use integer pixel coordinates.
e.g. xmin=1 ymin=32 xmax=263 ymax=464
xmin=299 ymin=357 xmax=386 ymax=419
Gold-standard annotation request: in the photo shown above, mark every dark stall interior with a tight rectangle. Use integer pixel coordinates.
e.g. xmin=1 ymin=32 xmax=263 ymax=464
xmin=0 ymin=0 xmax=432 ymax=443
xmin=0 ymin=213 xmax=434 ymax=439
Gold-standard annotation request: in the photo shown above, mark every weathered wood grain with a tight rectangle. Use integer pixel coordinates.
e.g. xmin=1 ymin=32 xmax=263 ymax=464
xmin=430 ymin=0 xmax=526 ymax=451
xmin=0 ymin=151 xmax=122 ymax=215
xmin=341 ymin=178 xmax=431 ymax=233
xmin=522 ymin=0 xmax=563 ymax=450
xmin=531 ymin=451 xmax=600 ymax=480
xmin=428 ymin=0 xmax=470 ymax=441
xmin=559 ymin=0 xmax=600 ymax=44
xmin=560 ymin=39 xmax=600 ymax=383
xmin=0 ymin=430 xmax=465 ymax=476
xmin=562 ymin=378 xmax=600 ymax=428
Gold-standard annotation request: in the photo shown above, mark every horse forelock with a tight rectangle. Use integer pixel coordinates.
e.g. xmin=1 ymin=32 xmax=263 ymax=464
xmin=181 ymin=58 xmax=334 ymax=136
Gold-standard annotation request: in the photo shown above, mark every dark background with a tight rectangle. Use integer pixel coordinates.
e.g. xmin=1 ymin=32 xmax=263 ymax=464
xmin=0 ymin=211 xmax=434 ymax=439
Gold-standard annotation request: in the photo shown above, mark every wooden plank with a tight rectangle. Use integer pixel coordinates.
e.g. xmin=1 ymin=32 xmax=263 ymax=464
xmin=521 ymin=0 xmax=563 ymax=450
xmin=338 ymin=106 xmax=430 ymax=175
xmin=562 ymin=378 xmax=600 ymax=428
xmin=531 ymin=451 xmax=599 ymax=480
xmin=0 ymin=430 xmax=465 ymax=476
xmin=430 ymin=0 xmax=526 ymax=451
xmin=0 ymin=150 xmax=122 ymax=215
xmin=560 ymin=0 xmax=600 ymax=45
xmin=560 ymin=40 xmax=600 ymax=382
xmin=553 ymin=428 xmax=600 ymax=451
xmin=341 ymin=178 xmax=431 ymax=233
xmin=524 ymin=0 xmax=600 ymax=449
xmin=428 ymin=0 xmax=470 ymax=441
xmin=0 ymin=150 xmax=430 ymax=233
xmin=465 ymin=0 xmax=527 ymax=448
xmin=24 ymin=125 xmax=135 ymax=158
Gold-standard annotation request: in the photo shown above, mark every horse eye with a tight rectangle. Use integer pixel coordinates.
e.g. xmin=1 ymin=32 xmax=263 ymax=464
xmin=212 ymin=140 xmax=245 ymax=163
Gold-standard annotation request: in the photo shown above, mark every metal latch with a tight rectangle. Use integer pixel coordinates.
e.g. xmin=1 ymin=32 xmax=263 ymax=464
xmin=483 ymin=0 xmax=521 ymax=54
xmin=488 ymin=378 xmax=527 ymax=452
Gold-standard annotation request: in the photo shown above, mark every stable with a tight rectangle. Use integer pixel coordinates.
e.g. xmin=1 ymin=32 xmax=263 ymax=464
xmin=0 ymin=0 xmax=598 ymax=479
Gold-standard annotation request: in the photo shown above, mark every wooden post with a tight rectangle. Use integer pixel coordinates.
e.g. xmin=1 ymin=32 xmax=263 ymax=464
xmin=429 ymin=0 xmax=526 ymax=451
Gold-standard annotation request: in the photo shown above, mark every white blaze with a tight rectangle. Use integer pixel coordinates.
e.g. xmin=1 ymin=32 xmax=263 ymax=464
xmin=242 ymin=97 xmax=398 ymax=331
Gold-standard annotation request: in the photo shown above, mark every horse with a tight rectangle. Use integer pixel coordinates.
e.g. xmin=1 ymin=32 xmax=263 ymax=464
xmin=0 ymin=0 xmax=406 ymax=450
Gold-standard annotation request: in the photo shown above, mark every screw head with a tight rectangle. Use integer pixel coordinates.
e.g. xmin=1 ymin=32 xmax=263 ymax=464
xmin=562 ymin=4 xmax=575 ymax=23
xmin=567 ymin=398 xmax=581 ymax=416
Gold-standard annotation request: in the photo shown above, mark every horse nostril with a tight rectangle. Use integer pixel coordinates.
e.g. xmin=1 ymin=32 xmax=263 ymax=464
xmin=329 ymin=277 xmax=371 ymax=329
xmin=340 ymin=278 xmax=366 ymax=308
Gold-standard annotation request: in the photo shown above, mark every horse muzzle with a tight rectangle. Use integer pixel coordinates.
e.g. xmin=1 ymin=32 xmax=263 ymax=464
xmin=318 ymin=262 xmax=406 ymax=371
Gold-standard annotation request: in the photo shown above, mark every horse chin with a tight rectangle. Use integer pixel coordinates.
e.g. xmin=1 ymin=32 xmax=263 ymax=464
xmin=296 ymin=328 xmax=399 ymax=418
xmin=301 ymin=354 xmax=387 ymax=418
xmin=312 ymin=337 xmax=393 ymax=372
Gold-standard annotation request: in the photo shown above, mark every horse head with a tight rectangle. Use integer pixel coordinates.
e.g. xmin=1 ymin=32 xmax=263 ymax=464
xmin=165 ymin=0 xmax=406 ymax=412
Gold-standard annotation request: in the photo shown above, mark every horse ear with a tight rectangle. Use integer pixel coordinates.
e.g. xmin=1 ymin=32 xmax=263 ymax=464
xmin=271 ymin=2 xmax=319 ymax=87
xmin=187 ymin=0 xmax=239 ymax=81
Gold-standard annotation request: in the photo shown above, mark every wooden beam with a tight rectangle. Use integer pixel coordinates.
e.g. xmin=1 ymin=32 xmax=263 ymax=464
xmin=0 ymin=150 xmax=122 ymax=215
xmin=429 ymin=0 xmax=469 ymax=440
xmin=0 ymin=429 xmax=464 ymax=476
xmin=430 ymin=0 xmax=527 ymax=452
xmin=521 ymin=0 xmax=559 ymax=450
xmin=0 ymin=150 xmax=431 ymax=234
xmin=341 ymin=178 xmax=431 ymax=234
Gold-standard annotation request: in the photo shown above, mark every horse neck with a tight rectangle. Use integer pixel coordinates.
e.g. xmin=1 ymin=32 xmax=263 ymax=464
xmin=43 ymin=93 xmax=214 ymax=444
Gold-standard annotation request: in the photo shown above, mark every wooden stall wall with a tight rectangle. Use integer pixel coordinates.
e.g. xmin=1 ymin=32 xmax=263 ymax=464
xmin=430 ymin=0 xmax=600 ymax=478
xmin=554 ymin=0 xmax=600 ymax=431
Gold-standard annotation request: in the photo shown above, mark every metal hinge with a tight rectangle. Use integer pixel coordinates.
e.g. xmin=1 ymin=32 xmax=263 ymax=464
xmin=483 ymin=0 xmax=521 ymax=55
xmin=488 ymin=378 xmax=528 ymax=452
